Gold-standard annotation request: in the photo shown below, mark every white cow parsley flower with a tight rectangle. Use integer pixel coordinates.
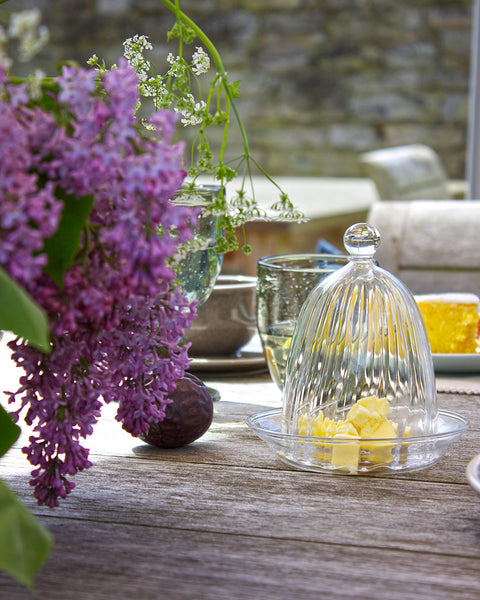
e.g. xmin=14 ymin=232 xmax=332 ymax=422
xmin=192 ymin=47 xmax=210 ymax=75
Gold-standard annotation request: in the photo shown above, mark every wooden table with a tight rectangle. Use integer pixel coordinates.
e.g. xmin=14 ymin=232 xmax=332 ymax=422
xmin=1 ymin=360 xmax=480 ymax=599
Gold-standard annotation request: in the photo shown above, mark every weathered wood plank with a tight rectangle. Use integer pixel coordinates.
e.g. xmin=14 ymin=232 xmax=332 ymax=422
xmin=2 ymin=373 xmax=480 ymax=600
xmin=7 ymin=385 xmax=478 ymax=479
xmin=0 ymin=516 xmax=479 ymax=600
xmin=3 ymin=409 xmax=478 ymax=487
xmin=4 ymin=445 xmax=480 ymax=560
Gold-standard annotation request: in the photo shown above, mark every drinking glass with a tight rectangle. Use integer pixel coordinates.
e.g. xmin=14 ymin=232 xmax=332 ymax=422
xmin=257 ymin=253 xmax=349 ymax=388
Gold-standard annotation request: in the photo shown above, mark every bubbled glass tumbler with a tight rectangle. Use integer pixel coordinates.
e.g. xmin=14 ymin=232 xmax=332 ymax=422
xmin=257 ymin=253 xmax=349 ymax=389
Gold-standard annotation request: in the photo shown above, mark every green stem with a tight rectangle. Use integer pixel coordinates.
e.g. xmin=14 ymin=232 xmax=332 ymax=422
xmin=218 ymin=82 xmax=231 ymax=165
xmin=8 ymin=75 xmax=57 ymax=91
xmin=174 ymin=0 xmax=184 ymax=57
xmin=159 ymin=0 xmax=250 ymax=157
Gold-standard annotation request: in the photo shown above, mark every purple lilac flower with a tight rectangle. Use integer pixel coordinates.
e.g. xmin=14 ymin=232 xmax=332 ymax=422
xmin=1 ymin=62 xmax=197 ymax=507
xmin=57 ymin=64 xmax=97 ymax=114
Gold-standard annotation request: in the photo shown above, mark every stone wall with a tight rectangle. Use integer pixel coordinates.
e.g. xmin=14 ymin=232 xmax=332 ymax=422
xmin=3 ymin=0 xmax=473 ymax=179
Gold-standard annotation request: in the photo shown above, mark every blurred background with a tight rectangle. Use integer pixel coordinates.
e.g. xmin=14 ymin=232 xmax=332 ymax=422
xmin=3 ymin=0 xmax=472 ymax=180
xmin=1 ymin=0 xmax=475 ymax=275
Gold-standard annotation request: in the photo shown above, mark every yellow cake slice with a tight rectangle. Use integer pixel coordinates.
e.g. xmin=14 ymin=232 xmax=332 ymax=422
xmin=415 ymin=293 xmax=480 ymax=354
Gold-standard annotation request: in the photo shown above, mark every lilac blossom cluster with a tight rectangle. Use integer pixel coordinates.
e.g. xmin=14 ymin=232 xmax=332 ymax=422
xmin=1 ymin=59 xmax=198 ymax=507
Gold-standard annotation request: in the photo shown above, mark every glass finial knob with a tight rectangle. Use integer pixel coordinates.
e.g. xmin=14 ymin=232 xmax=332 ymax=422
xmin=343 ymin=223 xmax=380 ymax=258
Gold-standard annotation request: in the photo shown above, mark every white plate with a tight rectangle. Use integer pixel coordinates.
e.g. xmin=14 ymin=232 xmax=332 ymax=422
xmin=188 ymin=350 xmax=267 ymax=374
xmin=466 ymin=454 xmax=480 ymax=497
xmin=433 ymin=353 xmax=480 ymax=374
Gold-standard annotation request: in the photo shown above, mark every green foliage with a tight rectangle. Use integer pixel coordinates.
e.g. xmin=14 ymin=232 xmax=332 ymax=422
xmin=43 ymin=189 xmax=95 ymax=288
xmin=0 ymin=479 xmax=53 ymax=590
xmin=0 ymin=405 xmax=52 ymax=589
xmin=0 ymin=403 xmax=20 ymax=458
xmin=0 ymin=267 xmax=50 ymax=353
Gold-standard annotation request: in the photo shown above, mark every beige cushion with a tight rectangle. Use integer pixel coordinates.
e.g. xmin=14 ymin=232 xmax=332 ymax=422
xmin=367 ymin=200 xmax=480 ymax=295
xmin=360 ymin=144 xmax=451 ymax=201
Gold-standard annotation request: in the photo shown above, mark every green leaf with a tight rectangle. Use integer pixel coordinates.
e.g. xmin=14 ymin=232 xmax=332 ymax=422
xmin=0 ymin=404 xmax=20 ymax=459
xmin=0 ymin=267 xmax=50 ymax=353
xmin=0 ymin=480 xmax=53 ymax=589
xmin=43 ymin=189 xmax=94 ymax=288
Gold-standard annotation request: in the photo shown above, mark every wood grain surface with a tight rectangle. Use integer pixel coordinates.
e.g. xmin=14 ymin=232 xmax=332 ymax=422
xmin=1 ymin=373 xmax=480 ymax=600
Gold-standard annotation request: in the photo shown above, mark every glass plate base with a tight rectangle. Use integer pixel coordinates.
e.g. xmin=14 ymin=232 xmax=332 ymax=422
xmin=246 ymin=408 xmax=469 ymax=475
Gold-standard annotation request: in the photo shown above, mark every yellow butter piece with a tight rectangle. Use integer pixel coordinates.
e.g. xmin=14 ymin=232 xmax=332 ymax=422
xmin=346 ymin=406 xmax=384 ymax=433
xmin=336 ymin=421 xmax=358 ymax=436
xmin=358 ymin=395 xmax=390 ymax=417
xmin=345 ymin=403 xmax=372 ymax=429
xmin=361 ymin=419 xmax=398 ymax=463
xmin=298 ymin=394 xmax=413 ymax=470
xmin=299 ymin=412 xmax=328 ymax=437
xmin=361 ymin=418 xmax=397 ymax=444
xmin=356 ymin=395 xmax=379 ymax=413
xmin=331 ymin=433 xmax=360 ymax=473
xmin=298 ymin=414 xmax=308 ymax=435
xmin=323 ymin=418 xmax=337 ymax=437
xmin=311 ymin=416 xmax=326 ymax=437
xmin=360 ymin=420 xmax=381 ymax=439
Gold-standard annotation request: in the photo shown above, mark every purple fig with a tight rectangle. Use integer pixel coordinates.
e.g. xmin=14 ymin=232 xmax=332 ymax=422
xmin=139 ymin=373 xmax=213 ymax=448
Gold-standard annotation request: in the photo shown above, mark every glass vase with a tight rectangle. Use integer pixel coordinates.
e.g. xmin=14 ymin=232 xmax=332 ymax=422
xmin=174 ymin=184 xmax=224 ymax=308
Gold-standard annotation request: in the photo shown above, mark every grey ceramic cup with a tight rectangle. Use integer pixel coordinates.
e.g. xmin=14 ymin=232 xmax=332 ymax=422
xmin=185 ymin=275 xmax=257 ymax=357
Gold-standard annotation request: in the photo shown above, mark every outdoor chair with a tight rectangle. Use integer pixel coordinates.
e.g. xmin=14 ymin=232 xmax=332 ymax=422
xmin=360 ymin=144 xmax=464 ymax=201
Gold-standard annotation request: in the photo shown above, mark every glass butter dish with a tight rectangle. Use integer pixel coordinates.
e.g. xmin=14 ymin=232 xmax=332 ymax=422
xmin=247 ymin=224 xmax=468 ymax=474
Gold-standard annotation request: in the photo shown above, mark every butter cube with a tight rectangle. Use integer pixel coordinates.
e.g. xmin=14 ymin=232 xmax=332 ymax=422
xmin=331 ymin=433 xmax=360 ymax=473
xmin=310 ymin=415 xmax=326 ymax=437
xmin=359 ymin=421 xmax=375 ymax=438
xmin=358 ymin=396 xmax=390 ymax=417
xmin=362 ymin=419 xmax=398 ymax=463
xmin=336 ymin=422 xmax=358 ymax=436
xmin=371 ymin=420 xmax=397 ymax=439
xmin=324 ymin=418 xmax=337 ymax=437
xmin=345 ymin=403 xmax=372 ymax=429
xmin=358 ymin=395 xmax=390 ymax=417
xmin=298 ymin=394 xmax=408 ymax=470
xmin=298 ymin=414 xmax=308 ymax=435
xmin=361 ymin=418 xmax=397 ymax=442
xmin=374 ymin=397 xmax=391 ymax=418
xmin=357 ymin=396 xmax=379 ymax=413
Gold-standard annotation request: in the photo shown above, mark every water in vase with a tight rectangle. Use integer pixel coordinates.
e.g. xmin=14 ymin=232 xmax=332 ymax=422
xmin=174 ymin=185 xmax=223 ymax=308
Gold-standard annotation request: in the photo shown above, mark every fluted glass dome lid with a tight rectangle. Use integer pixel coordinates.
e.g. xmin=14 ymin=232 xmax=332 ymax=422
xmin=283 ymin=223 xmax=437 ymax=439
xmin=246 ymin=223 xmax=468 ymax=475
